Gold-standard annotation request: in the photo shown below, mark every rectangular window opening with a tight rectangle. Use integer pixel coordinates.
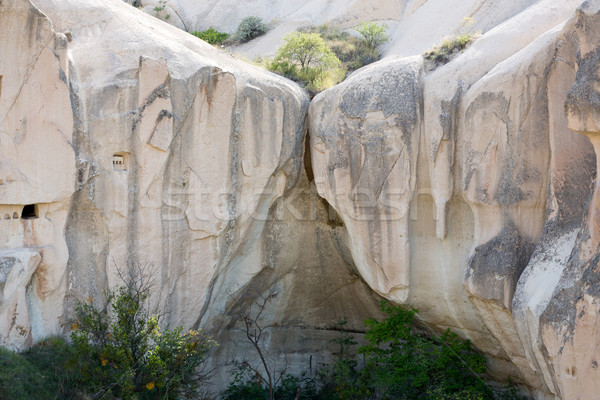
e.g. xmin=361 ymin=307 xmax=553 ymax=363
xmin=21 ymin=204 xmax=38 ymax=219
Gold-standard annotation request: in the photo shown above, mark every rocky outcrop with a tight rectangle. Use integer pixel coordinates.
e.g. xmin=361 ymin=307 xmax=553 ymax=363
xmin=0 ymin=0 xmax=387 ymax=389
xmin=310 ymin=56 xmax=423 ymax=302
xmin=308 ymin=0 xmax=599 ymax=398
xmin=3 ymin=0 xmax=600 ymax=398
xmin=1 ymin=0 xmax=310 ymax=342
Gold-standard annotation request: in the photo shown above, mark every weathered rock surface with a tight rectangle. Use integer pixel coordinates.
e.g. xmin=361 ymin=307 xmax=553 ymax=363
xmin=132 ymin=0 xmax=550 ymax=60
xmin=309 ymin=0 xmax=600 ymax=398
xmin=3 ymin=0 xmax=600 ymax=398
xmin=0 ymin=0 xmax=388 ymax=390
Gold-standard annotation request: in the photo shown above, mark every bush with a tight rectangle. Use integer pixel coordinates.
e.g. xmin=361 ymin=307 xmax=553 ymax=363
xmin=191 ymin=27 xmax=230 ymax=45
xmin=269 ymin=31 xmax=344 ymax=92
xmin=317 ymin=319 xmax=369 ymax=399
xmin=236 ymin=16 xmax=268 ymax=42
xmin=70 ymin=275 xmax=217 ymax=399
xmin=424 ymin=34 xmax=474 ymax=66
xmin=223 ymin=364 xmax=318 ymax=400
xmin=268 ymin=59 xmax=298 ymax=80
xmin=296 ymin=24 xmax=381 ymax=75
xmin=358 ymin=301 xmax=489 ymax=399
xmin=314 ymin=301 xmax=528 ymax=400
xmin=356 ymin=21 xmax=390 ymax=52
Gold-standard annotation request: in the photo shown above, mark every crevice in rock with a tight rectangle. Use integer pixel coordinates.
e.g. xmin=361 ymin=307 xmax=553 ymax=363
xmin=303 ymin=118 xmax=314 ymax=183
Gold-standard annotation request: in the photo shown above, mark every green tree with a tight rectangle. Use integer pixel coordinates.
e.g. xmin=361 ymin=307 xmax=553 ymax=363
xmin=274 ymin=32 xmax=341 ymax=70
xmin=356 ymin=21 xmax=390 ymax=51
xmin=270 ymin=31 xmax=343 ymax=91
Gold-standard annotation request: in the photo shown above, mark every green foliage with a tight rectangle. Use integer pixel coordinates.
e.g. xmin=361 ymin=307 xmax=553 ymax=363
xmin=266 ymin=23 xmax=390 ymax=92
xmin=223 ymin=364 xmax=268 ymax=399
xmin=0 ymin=337 xmax=80 ymax=399
xmin=356 ymin=21 xmax=390 ymax=51
xmin=70 ymin=281 xmax=216 ymax=399
xmin=274 ymin=32 xmax=340 ymax=70
xmin=191 ymin=27 xmax=230 ymax=45
xmin=268 ymin=59 xmax=298 ymax=80
xmin=223 ymin=363 xmax=318 ymax=400
xmin=317 ymin=319 xmax=369 ymax=399
xmin=269 ymin=31 xmax=344 ymax=92
xmin=298 ymin=24 xmax=378 ymax=73
xmin=358 ymin=301 xmax=489 ymax=399
xmin=221 ymin=301 xmax=528 ymax=399
xmin=153 ymin=0 xmax=170 ymax=21
xmin=235 ymin=16 xmax=268 ymax=42
xmin=424 ymin=34 xmax=474 ymax=65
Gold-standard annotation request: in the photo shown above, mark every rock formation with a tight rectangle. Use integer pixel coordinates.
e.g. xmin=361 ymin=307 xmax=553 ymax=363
xmin=2 ymin=0 xmax=600 ymax=398
xmin=309 ymin=0 xmax=600 ymax=398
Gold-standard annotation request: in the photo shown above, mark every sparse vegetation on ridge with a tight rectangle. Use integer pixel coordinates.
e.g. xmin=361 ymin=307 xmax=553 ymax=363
xmin=424 ymin=17 xmax=478 ymax=69
xmin=356 ymin=21 xmax=390 ymax=53
xmin=268 ymin=31 xmax=344 ymax=93
xmin=153 ymin=0 xmax=170 ymax=21
xmin=424 ymin=33 xmax=474 ymax=66
xmin=191 ymin=27 xmax=230 ymax=45
xmin=266 ymin=22 xmax=390 ymax=94
xmin=234 ymin=16 xmax=269 ymax=43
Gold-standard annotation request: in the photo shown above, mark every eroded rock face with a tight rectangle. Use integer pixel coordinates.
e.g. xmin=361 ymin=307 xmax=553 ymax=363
xmin=1 ymin=0 xmax=310 ymax=340
xmin=0 ymin=0 xmax=388 ymax=389
xmin=310 ymin=56 xmax=423 ymax=302
xmin=309 ymin=0 xmax=600 ymax=398
xmin=0 ymin=0 xmax=75 ymax=348
xmin=3 ymin=0 xmax=600 ymax=398
xmin=527 ymin=1 xmax=600 ymax=397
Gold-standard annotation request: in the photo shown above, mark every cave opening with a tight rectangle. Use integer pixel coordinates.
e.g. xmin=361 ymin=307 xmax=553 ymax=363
xmin=21 ymin=204 xmax=38 ymax=219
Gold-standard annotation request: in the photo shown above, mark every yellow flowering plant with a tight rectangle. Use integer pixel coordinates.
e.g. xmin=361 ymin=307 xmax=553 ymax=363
xmin=69 ymin=271 xmax=217 ymax=400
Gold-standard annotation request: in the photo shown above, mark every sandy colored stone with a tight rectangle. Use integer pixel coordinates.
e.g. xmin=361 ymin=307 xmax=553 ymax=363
xmin=3 ymin=0 xmax=600 ymax=398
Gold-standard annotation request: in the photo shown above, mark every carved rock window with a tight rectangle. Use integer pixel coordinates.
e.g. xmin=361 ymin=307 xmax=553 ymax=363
xmin=112 ymin=153 xmax=128 ymax=171
xmin=21 ymin=204 xmax=38 ymax=219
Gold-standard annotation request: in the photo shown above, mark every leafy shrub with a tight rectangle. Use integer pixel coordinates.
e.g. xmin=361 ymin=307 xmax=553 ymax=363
xmin=358 ymin=301 xmax=489 ymax=399
xmin=191 ymin=27 xmax=230 ymax=45
xmin=317 ymin=319 xmax=369 ymax=399
xmin=356 ymin=21 xmax=390 ymax=51
xmin=297 ymin=24 xmax=381 ymax=74
xmin=424 ymin=34 xmax=474 ymax=66
xmin=223 ymin=363 xmax=318 ymax=400
xmin=269 ymin=31 xmax=344 ymax=92
xmin=268 ymin=59 xmax=299 ymax=80
xmin=235 ymin=16 xmax=268 ymax=42
xmin=314 ymin=302 xmax=528 ymax=400
xmin=70 ymin=278 xmax=217 ymax=399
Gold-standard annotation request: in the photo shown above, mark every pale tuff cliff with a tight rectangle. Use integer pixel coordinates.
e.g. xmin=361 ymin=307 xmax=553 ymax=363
xmin=1 ymin=0 xmax=600 ymax=398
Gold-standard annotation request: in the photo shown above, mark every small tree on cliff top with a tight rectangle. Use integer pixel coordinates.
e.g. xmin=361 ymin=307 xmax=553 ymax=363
xmin=270 ymin=31 xmax=343 ymax=92
xmin=356 ymin=22 xmax=390 ymax=52
xmin=275 ymin=31 xmax=341 ymax=69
